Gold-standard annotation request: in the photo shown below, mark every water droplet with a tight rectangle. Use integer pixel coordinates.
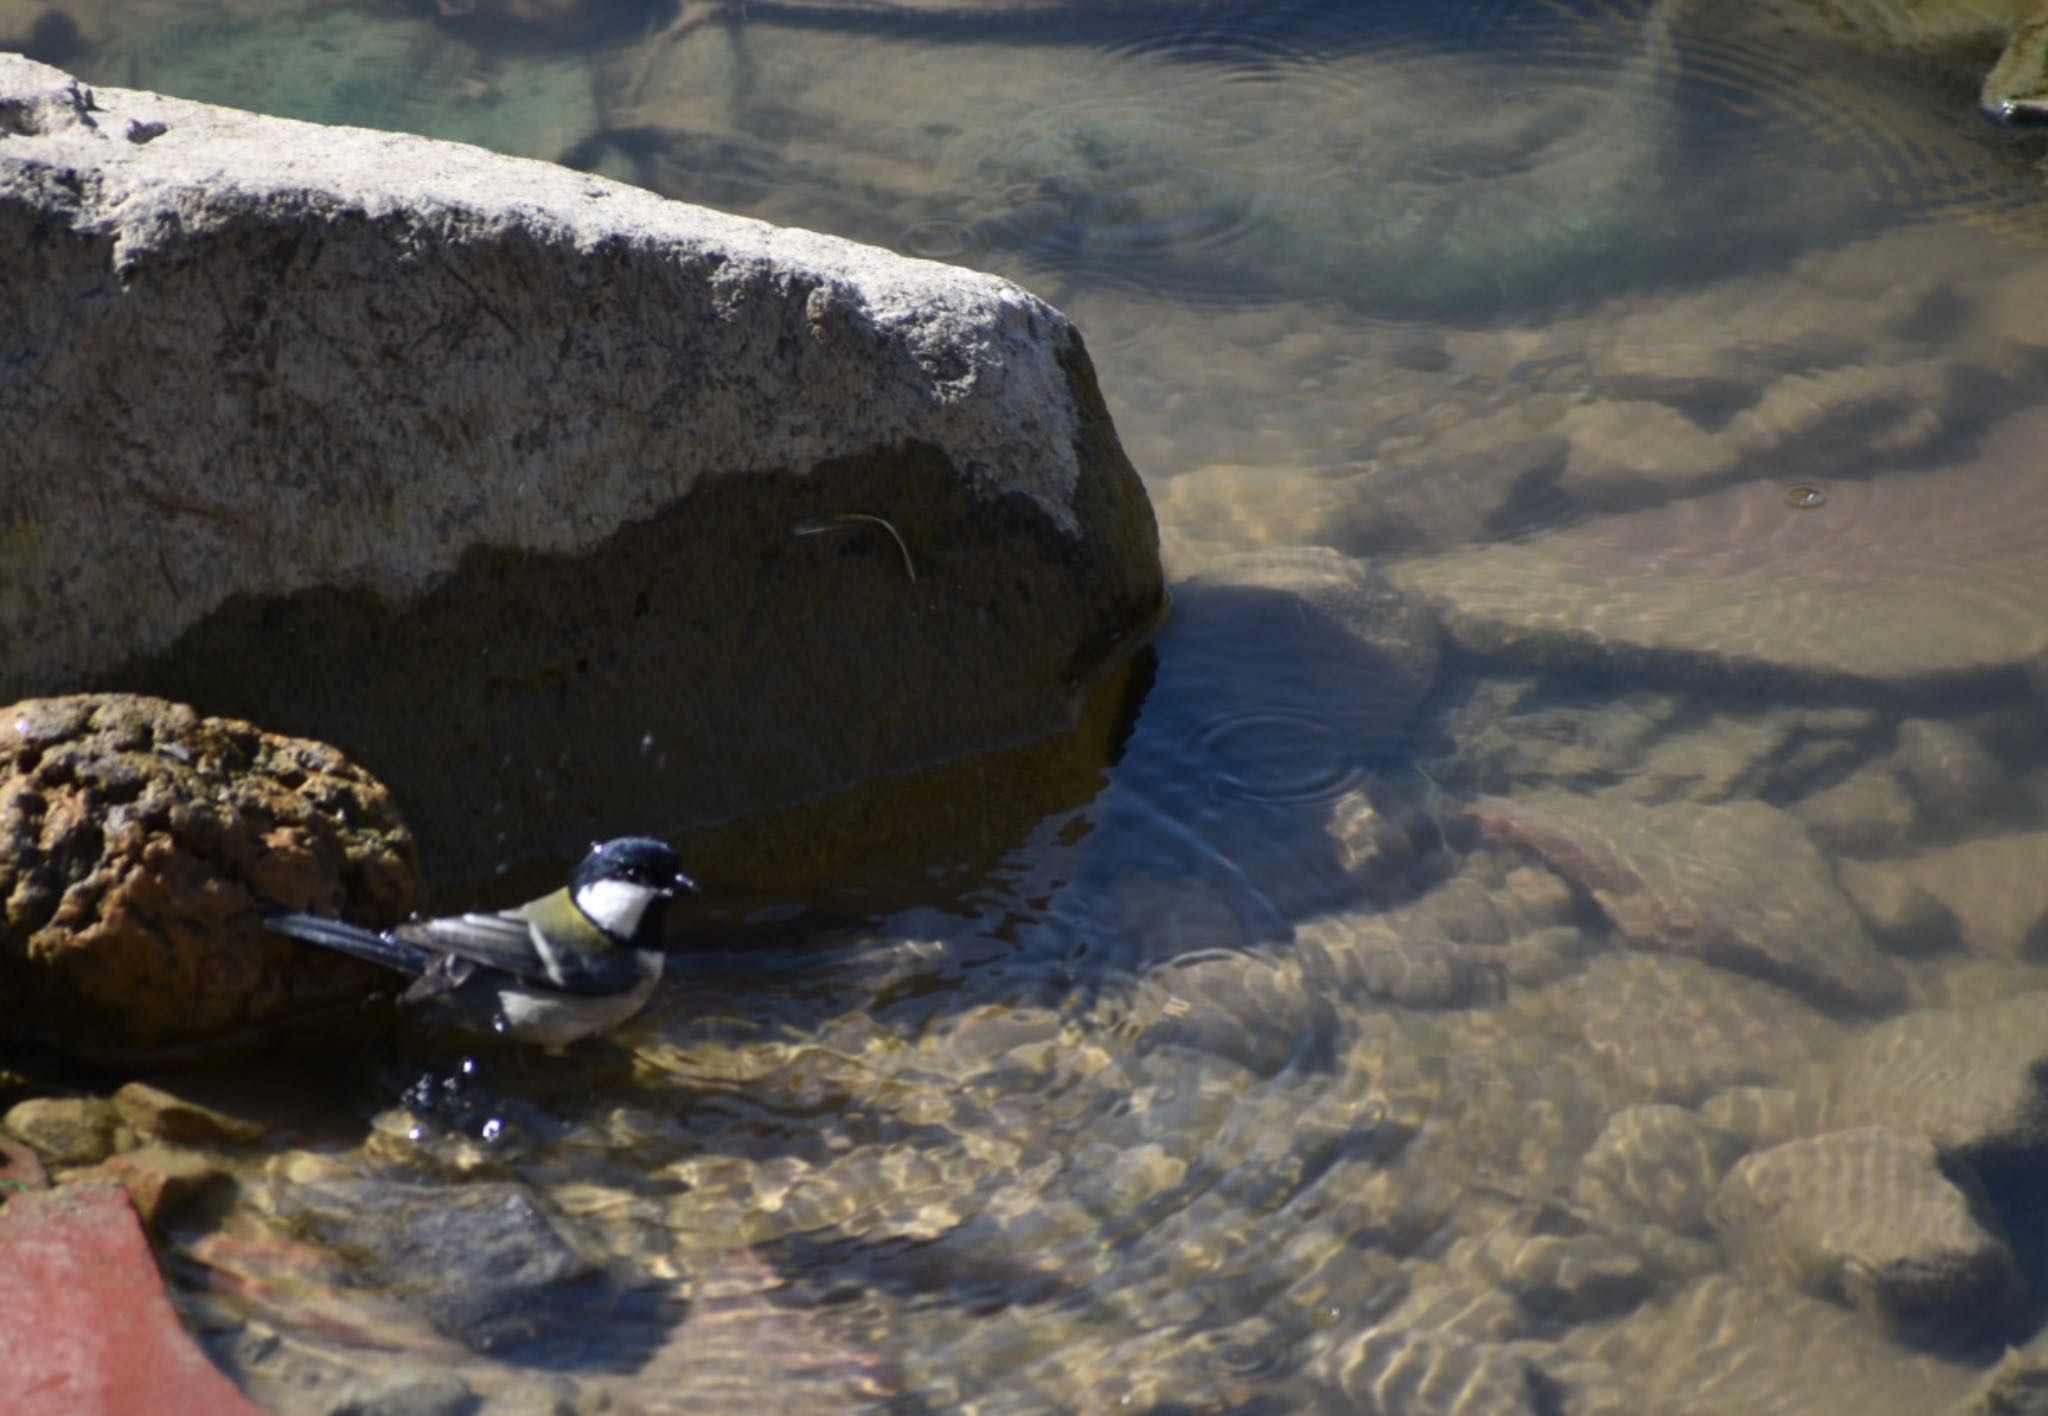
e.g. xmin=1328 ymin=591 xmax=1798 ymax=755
xmin=480 ymin=1117 xmax=505 ymax=1143
xmin=1784 ymin=484 xmax=1827 ymax=509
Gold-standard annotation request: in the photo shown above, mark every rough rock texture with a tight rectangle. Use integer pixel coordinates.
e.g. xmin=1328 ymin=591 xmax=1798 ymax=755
xmin=1470 ymin=793 xmax=1903 ymax=1012
xmin=2 ymin=1096 xmax=121 ymax=1166
xmin=0 ymin=54 xmax=1164 ymax=882
xmin=0 ymin=694 xmax=417 ymax=1061
xmin=1823 ymin=992 xmax=2048 ymax=1170
xmin=1710 ymin=1127 xmax=2017 ymax=1335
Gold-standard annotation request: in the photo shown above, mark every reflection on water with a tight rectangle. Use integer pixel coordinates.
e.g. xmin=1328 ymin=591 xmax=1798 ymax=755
xmin=38 ymin=0 xmax=2048 ymax=1409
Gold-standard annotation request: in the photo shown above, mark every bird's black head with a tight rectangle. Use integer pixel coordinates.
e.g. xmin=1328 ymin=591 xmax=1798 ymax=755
xmin=575 ymin=836 xmax=697 ymax=897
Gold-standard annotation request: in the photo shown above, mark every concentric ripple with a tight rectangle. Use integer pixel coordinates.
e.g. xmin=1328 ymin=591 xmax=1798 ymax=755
xmin=1189 ymin=706 xmax=1373 ymax=806
xmin=947 ymin=0 xmax=1692 ymax=316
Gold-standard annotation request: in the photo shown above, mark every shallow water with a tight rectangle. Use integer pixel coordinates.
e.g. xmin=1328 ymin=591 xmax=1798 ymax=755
xmin=35 ymin=0 xmax=2048 ymax=1410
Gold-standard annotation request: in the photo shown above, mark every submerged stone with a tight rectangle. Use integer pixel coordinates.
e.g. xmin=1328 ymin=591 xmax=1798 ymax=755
xmin=1573 ymin=1103 xmax=1745 ymax=1238
xmin=272 ymin=1179 xmax=615 ymax=1353
xmin=1895 ymin=831 xmax=2048 ymax=960
xmin=1470 ymin=793 xmax=1903 ymax=1011
xmin=1315 ymin=1322 xmax=1545 ymax=1416
xmin=1823 ymin=991 xmax=2048 ymax=1169
xmin=1557 ymin=953 xmax=1834 ymax=1105
xmin=1711 ymin=1126 xmax=2018 ymax=1336
xmin=1390 ymin=414 xmax=2048 ymax=697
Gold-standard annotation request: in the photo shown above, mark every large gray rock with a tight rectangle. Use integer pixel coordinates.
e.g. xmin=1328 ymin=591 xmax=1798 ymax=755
xmin=0 ymin=56 xmax=1163 ymax=883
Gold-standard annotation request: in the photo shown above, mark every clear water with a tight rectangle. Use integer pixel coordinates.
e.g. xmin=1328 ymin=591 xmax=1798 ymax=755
xmin=35 ymin=0 xmax=2048 ymax=1410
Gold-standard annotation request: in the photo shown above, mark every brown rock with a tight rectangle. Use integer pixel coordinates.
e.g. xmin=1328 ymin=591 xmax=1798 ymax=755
xmin=1389 ymin=434 xmax=2048 ymax=697
xmin=1794 ymin=765 xmax=1920 ymax=858
xmin=112 ymin=1081 xmax=265 ymax=1145
xmin=3 ymin=1096 xmax=120 ymax=1166
xmin=1893 ymin=718 xmax=2015 ymax=833
xmin=0 ymin=693 xmax=418 ymax=1061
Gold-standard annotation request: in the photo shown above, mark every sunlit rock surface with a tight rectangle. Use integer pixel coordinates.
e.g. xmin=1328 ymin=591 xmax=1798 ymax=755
xmin=0 ymin=694 xmax=417 ymax=1062
xmin=0 ymin=53 xmax=1162 ymax=883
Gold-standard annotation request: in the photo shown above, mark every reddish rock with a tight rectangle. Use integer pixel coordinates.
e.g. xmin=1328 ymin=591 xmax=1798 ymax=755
xmin=0 ymin=694 xmax=418 ymax=1062
xmin=0 ymin=1181 xmax=269 ymax=1415
xmin=0 ymin=1134 xmax=47 ymax=1194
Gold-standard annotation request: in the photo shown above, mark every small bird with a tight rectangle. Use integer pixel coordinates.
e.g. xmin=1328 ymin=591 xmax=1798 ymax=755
xmin=266 ymin=837 xmax=696 ymax=1046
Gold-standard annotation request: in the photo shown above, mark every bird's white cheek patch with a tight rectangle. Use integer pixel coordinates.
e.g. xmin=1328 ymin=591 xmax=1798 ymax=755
xmin=575 ymin=879 xmax=657 ymax=938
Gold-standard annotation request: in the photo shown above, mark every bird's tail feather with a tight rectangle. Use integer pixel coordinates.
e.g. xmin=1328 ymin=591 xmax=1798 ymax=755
xmin=263 ymin=911 xmax=430 ymax=976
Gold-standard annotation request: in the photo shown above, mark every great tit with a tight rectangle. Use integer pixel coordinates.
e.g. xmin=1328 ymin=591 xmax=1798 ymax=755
xmin=266 ymin=837 xmax=696 ymax=1046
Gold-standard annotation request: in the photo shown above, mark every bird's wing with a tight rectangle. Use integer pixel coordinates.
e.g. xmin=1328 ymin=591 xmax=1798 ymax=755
xmin=393 ymin=907 xmax=557 ymax=981
xmin=398 ymin=951 xmax=481 ymax=1004
xmin=393 ymin=890 xmax=643 ymax=997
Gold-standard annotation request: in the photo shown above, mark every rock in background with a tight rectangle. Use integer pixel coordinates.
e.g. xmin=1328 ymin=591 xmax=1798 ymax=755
xmin=0 ymin=54 xmax=1163 ymax=886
